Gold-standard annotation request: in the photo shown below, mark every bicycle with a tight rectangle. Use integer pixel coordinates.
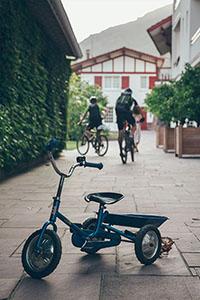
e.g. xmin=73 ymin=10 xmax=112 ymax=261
xmin=76 ymin=124 xmax=108 ymax=156
xmin=120 ymin=123 xmax=135 ymax=164
xmin=21 ymin=139 xmax=170 ymax=279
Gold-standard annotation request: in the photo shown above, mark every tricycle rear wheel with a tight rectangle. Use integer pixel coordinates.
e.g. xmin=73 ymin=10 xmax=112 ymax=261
xmin=135 ymin=224 xmax=161 ymax=265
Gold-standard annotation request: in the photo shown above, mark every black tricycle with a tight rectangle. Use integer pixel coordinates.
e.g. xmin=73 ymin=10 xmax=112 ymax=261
xmin=22 ymin=139 xmax=170 ymax=279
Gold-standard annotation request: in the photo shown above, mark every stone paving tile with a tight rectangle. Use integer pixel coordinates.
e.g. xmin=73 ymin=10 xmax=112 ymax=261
xmin=0 ymin=257 xmax=23 ymax=279
xmin=100 ymin=275 xmax=200 ymax=300
xmin=54 ymin=253 xmax=116 ymax=275
xmin=0 ymin=279 xmax=20 ymax=300
xmin=182 ymin=253 xmax=200 ymax=267
xmin=12 ymin=273 xmax=101 ymax=300
xmin=116 ymin=243 xmax=190 ymax=276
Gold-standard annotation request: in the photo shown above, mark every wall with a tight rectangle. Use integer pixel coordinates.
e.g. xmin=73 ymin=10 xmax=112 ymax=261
xmin=0 ymin=0 xmax=71 ymax=175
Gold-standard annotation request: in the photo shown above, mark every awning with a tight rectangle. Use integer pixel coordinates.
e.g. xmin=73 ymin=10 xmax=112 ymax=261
xmin=147 ymin=16 xmax=172 ymax=55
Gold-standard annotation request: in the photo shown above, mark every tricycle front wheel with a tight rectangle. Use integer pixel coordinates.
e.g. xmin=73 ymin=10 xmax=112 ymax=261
xmin=22 ymin=229 xmax=62 ymax=278
xmin=135 ymin=224 xmax=161 ymax=265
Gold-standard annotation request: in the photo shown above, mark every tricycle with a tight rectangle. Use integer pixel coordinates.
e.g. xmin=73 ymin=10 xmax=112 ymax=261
xmin=22 ymin=139 xmax=170 ymax=279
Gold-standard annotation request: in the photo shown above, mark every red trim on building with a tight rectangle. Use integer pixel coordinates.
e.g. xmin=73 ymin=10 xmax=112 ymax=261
xmin=149 ymin=76 xmax=158 ymax=89
xmin=80 ymin=71 xmax=157 ymax=75
xmin=94 ymin=76 xmax=102 ymax=87
xmin=72 ymin=47 xmax=164 ymax=72
xmin=140 ymin=108 xmax=147 ymax=130
xmin=121 ymin=76 xmax=129 ymax=89
xmin=147 ymin=16 xmax=172 ymax=33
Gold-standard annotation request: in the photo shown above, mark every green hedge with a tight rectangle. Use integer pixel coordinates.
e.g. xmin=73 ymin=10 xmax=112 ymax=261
xmin=0 ymin=0 xmax=71 ymax=174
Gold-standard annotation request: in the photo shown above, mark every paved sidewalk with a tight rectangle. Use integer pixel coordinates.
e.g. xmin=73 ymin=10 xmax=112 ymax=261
xmin=1 ymin=130 xmax=200 ymax=300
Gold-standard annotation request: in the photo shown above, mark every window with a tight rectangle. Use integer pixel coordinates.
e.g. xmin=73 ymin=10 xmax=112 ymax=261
xmin=104 ymin=107 xmax=114 ymax=123
xmin=140 ymin=76 xmax=147 ymax=89
xmin=104 ymin=76 xmax=120 ymax=89
xmin=104 ymin=77 xmax=112 ymax=88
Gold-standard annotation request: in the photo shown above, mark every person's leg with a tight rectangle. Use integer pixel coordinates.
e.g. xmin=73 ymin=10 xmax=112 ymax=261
xmin=118 ymin=129 xmax=124 ymax=155
xmin=85 ymin=124 xmax=93 ymax=139
xmin=116 ymin=108 xmax=124 ymax=155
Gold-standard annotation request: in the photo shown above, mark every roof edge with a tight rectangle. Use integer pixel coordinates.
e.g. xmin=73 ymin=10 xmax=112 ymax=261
xmin=47 ymin=0 xmax=82 ymax=59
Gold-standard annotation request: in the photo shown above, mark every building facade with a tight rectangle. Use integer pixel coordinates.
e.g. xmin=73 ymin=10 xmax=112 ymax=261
xmin=72 ymin=47 xmax=164 ymax=131
xmin=172 ymin=0 xmax=200 ymax=79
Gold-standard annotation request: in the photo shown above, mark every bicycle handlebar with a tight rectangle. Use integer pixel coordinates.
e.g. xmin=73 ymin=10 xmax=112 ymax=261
xmin=47 ymin=151 xmax=103 ymax=178
xmin=84 ymin=161 xmax=103 ymax=170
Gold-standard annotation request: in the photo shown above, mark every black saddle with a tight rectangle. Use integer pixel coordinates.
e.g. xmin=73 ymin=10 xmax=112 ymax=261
xmin=84 ymin=192 xmax=124 ymax=205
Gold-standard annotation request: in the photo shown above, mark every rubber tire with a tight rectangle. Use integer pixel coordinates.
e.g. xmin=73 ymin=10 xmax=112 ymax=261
xmin=22 ymin=229 xmax=62 ymax=279
xmin=96 ymin=135 xmax=109 ymax=156
xmin=76 ymin=134 xmax=89 ymax=155
xmin=130 ymin=146 xmax=134 ymax=162
xmin=135 ymin=225 xmax=161 ymax=265
xmin=120 ymin=134 xmax=127 ymax=164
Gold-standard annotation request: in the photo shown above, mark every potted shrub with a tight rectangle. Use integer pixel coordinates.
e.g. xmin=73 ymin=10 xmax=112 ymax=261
xmin=145 ymin=83 xmax=175 ymax=151
xmin=173 ymin=65 xmax=200 ymax=157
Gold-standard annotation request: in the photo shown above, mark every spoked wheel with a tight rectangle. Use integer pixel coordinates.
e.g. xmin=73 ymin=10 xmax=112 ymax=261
xmin=135 ymin=225 xmax=161 ymax=265
xmin=22 ymin=229 xmax=62 ymax=278
xmin=76 ymin=134 xmax=89 ymax=155
xmin=120 ymin=134 xmax=127 ymax=164
xmin=96 ymin=135 xmax=109 ymax=156
xmin=82 ymin=218 xmax=104 ymax=254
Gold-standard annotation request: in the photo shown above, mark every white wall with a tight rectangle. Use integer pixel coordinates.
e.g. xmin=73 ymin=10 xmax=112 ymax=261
xmin=172 ymin=0 xmax=200 ymax=79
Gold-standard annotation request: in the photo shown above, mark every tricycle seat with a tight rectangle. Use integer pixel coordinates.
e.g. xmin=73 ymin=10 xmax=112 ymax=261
xmin=84 ymin=192 xmax=124 ymax=205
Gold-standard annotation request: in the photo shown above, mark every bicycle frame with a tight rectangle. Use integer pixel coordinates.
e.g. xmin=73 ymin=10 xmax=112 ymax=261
xmin=36 ymin=171 xmax=137 ymax=251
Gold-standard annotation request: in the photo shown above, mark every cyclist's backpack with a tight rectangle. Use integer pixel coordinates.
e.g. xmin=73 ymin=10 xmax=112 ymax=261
xmin=116 ymin=94 xmax=132 ymax=110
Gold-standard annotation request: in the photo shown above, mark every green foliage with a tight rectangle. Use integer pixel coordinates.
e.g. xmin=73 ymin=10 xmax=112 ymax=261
xmin=145 ymin=83 xmax=175 ymax=125
xmin=67 ymin=73 xmax=107 ymax=140
xmin=172 ymin=64 xmax=200 ymax=125
xmin=145 ymin=64 xmax=200 ymax=126
xmin=0 ymin=0 xmax=71 ymax=172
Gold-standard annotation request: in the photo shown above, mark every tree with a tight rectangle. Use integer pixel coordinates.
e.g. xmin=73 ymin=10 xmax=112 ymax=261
xmin=67 ymin=73 xmax=107 ymax=140
xmin=173 ymin=64 xmax=200 ymax=126
xmin=145 ymin=83 xmax=175 ymax=126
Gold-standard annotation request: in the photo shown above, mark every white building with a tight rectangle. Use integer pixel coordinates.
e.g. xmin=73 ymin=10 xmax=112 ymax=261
xmin=72 ymin=47 xmax=164 ymax=131
xmin=172 ymin=0 xmax=200 ymax=79
xmin=148 ymin=0 xmax=200 ymax=80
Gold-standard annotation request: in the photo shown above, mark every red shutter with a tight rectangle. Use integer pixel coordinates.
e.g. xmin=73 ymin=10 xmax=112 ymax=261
xmin=140 ymin=108 xmax=147 ymax=130
xmin=149 ymin=76 xmax=158 ymax=89
xmin=94 ymin=76 xmax=102 ymax=87
xmin=121 ymin=76 xmax=129 ymax=89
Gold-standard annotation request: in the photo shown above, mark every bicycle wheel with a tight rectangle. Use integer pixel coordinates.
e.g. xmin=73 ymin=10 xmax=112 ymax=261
xmin=120 ymin=133 xmax=127 ymax=164
xmin=96 ymin=135 xmax=109 ymax=156
xmin=76 ymin=134 xmax=89 ymax=155
xmin=22 ymin=229 xmax=62 ymax=278
xmin=130 ymin=138 xmax=134 ymax=162
xmin=135 ymin=225 xmax=161 ymax=265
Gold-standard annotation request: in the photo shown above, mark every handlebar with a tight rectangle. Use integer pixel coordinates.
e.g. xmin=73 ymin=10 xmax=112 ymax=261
xmin=47 ymin=151 xmax=103 ymax=178
xmin=84 ymin=161 xmax=103 ymax=170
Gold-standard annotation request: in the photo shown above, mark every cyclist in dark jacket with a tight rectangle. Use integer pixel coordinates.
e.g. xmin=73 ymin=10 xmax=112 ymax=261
xmin=115 ymin=88 xmax=144 ymax=156
xmin=78 ymin=96 xmax=103 ymax=138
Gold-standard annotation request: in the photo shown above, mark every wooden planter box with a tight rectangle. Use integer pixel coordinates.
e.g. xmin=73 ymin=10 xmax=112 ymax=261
xmin=163 ymin=127 xmax=175 ymax=152
xmin=156 ymin=125 xmax=165 ymax=148
xmin=175 ymin=126 xmax=200 ymax=157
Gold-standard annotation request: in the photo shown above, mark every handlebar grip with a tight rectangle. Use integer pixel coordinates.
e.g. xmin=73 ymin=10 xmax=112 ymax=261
xmin=84 ymin=162 xmax=103 ymax=170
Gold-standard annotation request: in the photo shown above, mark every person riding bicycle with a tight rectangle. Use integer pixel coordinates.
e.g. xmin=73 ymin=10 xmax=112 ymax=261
xmin=115 ymin=88 xmax=144 ymax=157
xmin=132 ymin=105 xmax=145 ymax=152
xmin=78 ymin=96 xmax=103 ymax=139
